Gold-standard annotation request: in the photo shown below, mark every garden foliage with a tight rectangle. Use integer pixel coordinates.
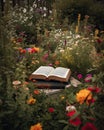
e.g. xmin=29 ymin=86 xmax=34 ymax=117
xmin=0 ymin=0 xmax=104 ymax=130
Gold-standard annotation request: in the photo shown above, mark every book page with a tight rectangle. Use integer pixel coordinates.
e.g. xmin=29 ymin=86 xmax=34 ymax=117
xmin=70 ymin=77 xmax=82 ymax=87
xmin=48 ymin=67 xmax=70 ymax=78
xmin=32 ymin=66 xmax=54 ymax=77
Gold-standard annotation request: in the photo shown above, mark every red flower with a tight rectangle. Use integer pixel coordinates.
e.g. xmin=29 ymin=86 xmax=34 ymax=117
xmin=69 ymin=117 xmax=81 ymax=126
xmin=66 ymin=110 xmax=76 ymax=117
xmin=67 ymin=110 xmax=81 ymax=126
xmin=87 ymin=97 xmax=96 ymax=104
xmin=48 ymin=107 xmax=55 ymax=113
xmin=30 ymin=48 xmax=35 ymax=53
xmin=96 ymin=38 xmax=102 ymax=43
xmin=81 ymin=122 xmax=98 ymax=130
xmin=20 ymin=49 xmax=26 ymax=54
xmin=34 ymin=90 xmax=40 ymax=95
xmin=87 ymin=86 xmax=101 ymax=93
xmin=17 ymin=38 xmax=23 ymax=42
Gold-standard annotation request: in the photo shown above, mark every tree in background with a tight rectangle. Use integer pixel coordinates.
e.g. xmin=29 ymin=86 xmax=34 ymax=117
xmin=55 ymin=0 xmax=104 ymax=30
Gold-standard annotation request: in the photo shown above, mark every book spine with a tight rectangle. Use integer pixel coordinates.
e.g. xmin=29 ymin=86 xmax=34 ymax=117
xmin=33 ymin=83 xmax=66 ymax=89
xmin=36 ymin=85 xmax=66 ymax=89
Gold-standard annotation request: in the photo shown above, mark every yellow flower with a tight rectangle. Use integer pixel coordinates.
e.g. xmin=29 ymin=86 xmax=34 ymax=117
xmin=75 ymin=26 xmax=79 ymax=33
xmin=27 ymin=97 xmax=36 ymax=105
xmin=30 ymin=123 xmax=42 ymax=130
xmin=11 ymin=37 xmax=16 ymax=43
xmin=76 ymin=89 xmax=92 ymax=104
xmin=95 ymin=29 xmax=99 ymax=38
xmin=78 ymin=14 xmax=81 ymax=21
xmin=61 ymin=96 xmax=65 ymax=100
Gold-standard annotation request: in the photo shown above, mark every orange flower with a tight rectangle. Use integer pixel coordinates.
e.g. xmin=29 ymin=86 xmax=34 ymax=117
xmin=76 ymin=89 xmax=92 ymax=104
xmin=30 ymin=123 xmax=42 ymax=130
xmin=27 ymin=97 xmax=36 ymax=105
xmin=33 ymin=47 xmax=40 ymax=53
xmin=55 ymin=60 xmax=60 ymax=65
xmin=20 ymin=49 xmax=26 ymax=53
xmin=34 ymin=90 xmax=40 ymax=95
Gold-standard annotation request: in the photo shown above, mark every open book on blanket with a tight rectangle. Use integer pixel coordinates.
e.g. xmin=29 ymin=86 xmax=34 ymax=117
xmin=29 ymin=66 xmax=71 ymax=82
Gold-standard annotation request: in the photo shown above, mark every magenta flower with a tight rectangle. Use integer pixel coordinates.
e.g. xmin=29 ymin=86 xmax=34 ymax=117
xmin=77 ymin=74 xmax=83 ymax=79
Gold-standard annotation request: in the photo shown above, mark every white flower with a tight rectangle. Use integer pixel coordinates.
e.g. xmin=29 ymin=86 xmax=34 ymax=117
xmin=43 ymin=13 xmax=47 ymax=17
xmin=66 ymin=105 xmax=76 ymax=112
xmin=24 ymin=17 xmax=28 ymax=22
xmin=60 ymin=49 xmax=64 ymax=53
xmin=33 ymin=3 xmax=37 ymax=8
xmin=67 ymin=47 xmax=73 ymax=50
xmin=40 ymin=7 xmax=42 ymax=10
xmin=30 ymin=7 xmax=33 ymax=12
xmin=75 ymin=34 xmax=80 ymax=38
xmin=43 ymin=7 xmax=47 ymax=11
xmin=25 ymin=87 xmax=29 ymax=91
xmin=28 ymin=22 xmax=33 ymax=26
xmin=49 ymin=10 xmax=52 ymax=14
xmin=12 ymin=80 xmax=21 ymax=85
xmin=23 ymin=8 xmax=27 ymax=13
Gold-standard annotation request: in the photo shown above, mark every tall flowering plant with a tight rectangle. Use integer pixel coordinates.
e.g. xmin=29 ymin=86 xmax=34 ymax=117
xmin=58 ymin=73 xmax=102 ymax=130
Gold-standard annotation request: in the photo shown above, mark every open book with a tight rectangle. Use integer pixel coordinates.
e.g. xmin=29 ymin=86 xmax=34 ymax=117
xmin=29 ymin=66 xmax=71 ymax=82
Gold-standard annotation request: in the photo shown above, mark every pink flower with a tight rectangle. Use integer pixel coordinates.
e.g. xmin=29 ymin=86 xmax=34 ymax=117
xmin=48 ymin=63 xmax=53 ymax=66
xmin=81 ymin=122 xmax=98 ymax=130
xmin=84 ymin=74 xmax=92 ymax=82
xmin=42 ymin=53 xmax=49 ymax=62
xmin=77 ymin=74 xmax=83 ymax=79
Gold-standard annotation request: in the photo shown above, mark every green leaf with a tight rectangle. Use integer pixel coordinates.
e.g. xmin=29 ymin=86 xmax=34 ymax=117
xmin=70 ymin=111 xmax=80 ymax=120
xmin=58 ymin=120 xmax=68 ymax=125
xmin=63 ymin=125 xmax=69 ymax=130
